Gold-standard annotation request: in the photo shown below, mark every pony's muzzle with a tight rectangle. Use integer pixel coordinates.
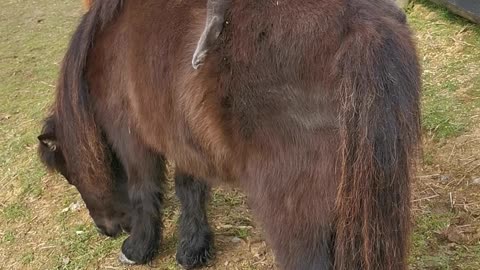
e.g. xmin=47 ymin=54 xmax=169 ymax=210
xmin=95 ymin=222 xmax=122 ymax=238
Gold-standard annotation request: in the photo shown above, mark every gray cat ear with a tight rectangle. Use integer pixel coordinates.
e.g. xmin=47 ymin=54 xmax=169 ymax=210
xmin=38 ymin=133 xmax=57 ymax=151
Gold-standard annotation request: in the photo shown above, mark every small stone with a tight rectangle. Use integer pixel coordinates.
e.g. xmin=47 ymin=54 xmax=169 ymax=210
xmin=440 ymin=175 xmax=450 ymax=183
xmin=62 ymin=257 xmax=70 ymax=265
xmin=231 ymin=237 xmax=242 ymax=243
xmin=62 ymin=201 xmax=83 ymax=213
xmin=75 ymin=231 xmax=84 ymax=235
xmin=471 ymin=177 xmax=480 ymax=185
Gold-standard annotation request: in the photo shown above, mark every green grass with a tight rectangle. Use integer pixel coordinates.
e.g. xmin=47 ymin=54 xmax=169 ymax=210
xmin=21 ymin=252 xmax=35 ymax=265
xmin=0 ymin=0 xmax=78 ymax=202
xmin=54 ymin=224 xmax=127 ymax=270
xmin=411 ymin=212 xmax=480 ymax=270
xmin=410 ymin=212 xmax=454 ymax=269
xmin=1 ymin=230 xmax=16 ymax=244
xmin=0 ymin=0 xmax=119 ymax=268
xmin=408 ymin=0 xmax=480 ymax=139
xmin=234 ymin=227 xmax=251 ymax=240
xmin=407 ymin=2 xmax=480 ymax=268
xmin=2 ymin=202 xmax=30 ymax=221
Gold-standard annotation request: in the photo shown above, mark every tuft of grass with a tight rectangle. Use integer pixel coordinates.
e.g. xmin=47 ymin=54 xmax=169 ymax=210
xmin=422 ymin=149 xmax=435 ymax=166
xmin=21 ymin=252 xmax=35 ymax=265
xmin=1 ymin=230 xmax=15 ymax=244
xmin=2 ymin=202 xmax=29 ymax=221
xmin=235 ymin=227 xmax=251 ymax=240
xmin=422 ymin=89 xmax=469 ymax=138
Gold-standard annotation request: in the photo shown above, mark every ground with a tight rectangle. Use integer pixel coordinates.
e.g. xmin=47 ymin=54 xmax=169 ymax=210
xmin=0 ymin=0 xmax=479 ymax=269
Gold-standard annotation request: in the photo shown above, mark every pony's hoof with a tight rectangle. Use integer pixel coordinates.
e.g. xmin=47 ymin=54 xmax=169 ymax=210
xmin=176 ymin=237 xmax=214 ymax=269
xmin=120 ymin=236 xmax=158 ymax=264
xmin=118 ymin=252 xmax=136 ymax=265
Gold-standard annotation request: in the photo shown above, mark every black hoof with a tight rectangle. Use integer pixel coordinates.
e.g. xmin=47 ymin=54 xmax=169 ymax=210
xmin=120 ymin=236 xmax=158 ymax=265
xmin=176 ymin=233 xmax=214 ymax=269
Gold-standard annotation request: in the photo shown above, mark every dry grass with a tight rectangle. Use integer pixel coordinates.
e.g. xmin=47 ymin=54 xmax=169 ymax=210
xmin=0 ymin=0 xmax=479 ymax=269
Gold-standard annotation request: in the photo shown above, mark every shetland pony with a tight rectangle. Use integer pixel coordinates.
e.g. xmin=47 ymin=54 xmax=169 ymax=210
xmin=38 ymin=0 xmax=421 ymax=269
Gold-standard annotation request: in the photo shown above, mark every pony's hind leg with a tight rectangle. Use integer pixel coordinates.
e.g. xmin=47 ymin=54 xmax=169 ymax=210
xmin=112 ymin=131 xmax=166 ymax=265
xmin=247 ymin=162 xmax=337 ymax=269
xmin=257 ymin=203 xmax=334 ymax=270
xmin=175 ymin=171 xmax=214 ymax=269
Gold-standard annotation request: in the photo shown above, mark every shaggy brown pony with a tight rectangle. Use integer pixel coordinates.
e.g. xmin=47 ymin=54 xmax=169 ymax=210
xmin=38 ymin=0 xmax=421 ymax=269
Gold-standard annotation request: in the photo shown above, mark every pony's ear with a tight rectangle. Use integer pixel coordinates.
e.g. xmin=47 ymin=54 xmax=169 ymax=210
xmin=38 ymin=133 xmax=57 ymax=151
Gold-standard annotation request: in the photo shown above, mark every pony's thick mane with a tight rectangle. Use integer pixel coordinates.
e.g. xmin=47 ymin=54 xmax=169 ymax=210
xmin=54 ymin=0 xmax=123 ymax=190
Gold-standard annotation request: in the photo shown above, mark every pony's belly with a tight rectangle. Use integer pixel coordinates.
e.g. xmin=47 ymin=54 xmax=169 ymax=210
xmin=132 ymin=111 xmax=233 ymax=184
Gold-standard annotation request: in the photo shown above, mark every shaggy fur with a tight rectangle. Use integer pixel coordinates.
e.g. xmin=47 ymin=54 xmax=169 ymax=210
xmin=38 ymin=0 xmax=421 ymax=269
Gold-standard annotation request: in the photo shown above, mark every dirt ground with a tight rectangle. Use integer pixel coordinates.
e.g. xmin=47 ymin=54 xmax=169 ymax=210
xmin=0 ymin=0 xmax=479 ymax=269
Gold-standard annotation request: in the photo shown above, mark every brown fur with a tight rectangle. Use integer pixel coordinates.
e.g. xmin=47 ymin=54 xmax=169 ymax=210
xmin=40 ymin=0 xmax=421 ymax=268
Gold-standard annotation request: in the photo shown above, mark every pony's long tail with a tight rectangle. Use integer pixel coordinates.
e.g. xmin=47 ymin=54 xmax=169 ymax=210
xmin=333 ymin=18 xmax=421 ymax=270
xmin=54 ymin=0 xmax=123 ymax=191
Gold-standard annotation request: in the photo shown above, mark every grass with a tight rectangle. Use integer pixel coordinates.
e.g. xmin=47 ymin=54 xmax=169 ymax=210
xmin=411 ymin=212 xmax=480 ymax=270
xmin=0 ymin=0 xmax=479 ymax=269
xmin=406 ymin=3 xmax=480 ymax=269
xmin=410 ymin=212 xmax=454 ymax=269
xmin=1 ymin=202 xmax=30 ymax=221
xmin=0 ymin=1 xmax=124 ymax=267
xmin=408 ymin=0 xmax=480 ymax=139
xmin=1 ymin=231 xmax=16 ymax=244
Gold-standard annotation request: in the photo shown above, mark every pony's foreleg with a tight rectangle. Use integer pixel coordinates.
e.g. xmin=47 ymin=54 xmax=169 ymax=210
xmin=174 ymin=171 xmax=214 ymax=269
xmin=113 ymin=131 xmax=166 ymax=265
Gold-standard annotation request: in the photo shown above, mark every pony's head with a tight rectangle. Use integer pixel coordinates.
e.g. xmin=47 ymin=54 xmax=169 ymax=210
xmin=38 ymin=114 xmax=132 ymax=237
xmin=38 ymin=115 xmax=69 ymax=180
